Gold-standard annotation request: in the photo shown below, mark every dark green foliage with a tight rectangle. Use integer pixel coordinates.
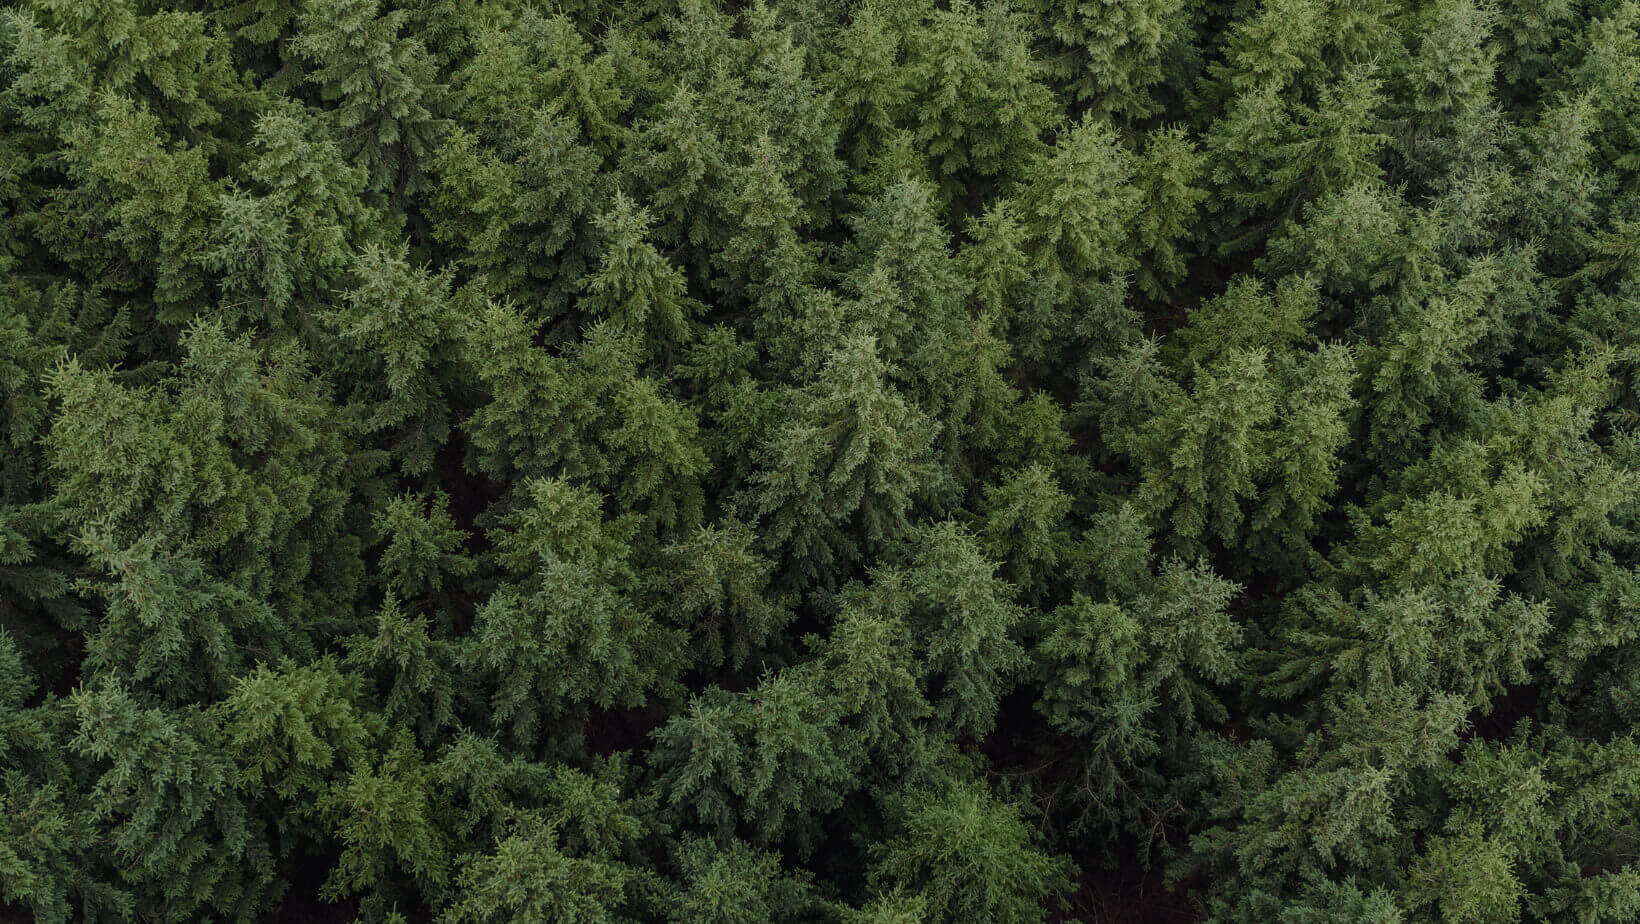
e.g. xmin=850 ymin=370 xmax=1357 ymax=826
xmin=651 ymin=665 xmax=865 ymax=851
xmin=869 ymin=772 xmax=1073 ymax=922
xmin=440 ymin=814 xmax=639 ymax=923
xmin=465 ymin=477 xmax=678 ymax=744
xmin=72 ymin=680 xmax=275 ymax=922
xmin=746 ymin=333 xmax=937 ymax=587
xmin=294 ymin=0 xmax=449 ymax=196
xmin=6 ymin=1 xmax=1640 ymax=921
xmin=665 ymin=836 xmax=819 ymax=922
xmin=660 ymin=520 xmax=792 ymax=672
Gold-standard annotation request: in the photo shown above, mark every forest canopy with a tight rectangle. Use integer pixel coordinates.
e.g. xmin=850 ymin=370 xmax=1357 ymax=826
xmin=5 ymin=0 xmax=1640 ymax=920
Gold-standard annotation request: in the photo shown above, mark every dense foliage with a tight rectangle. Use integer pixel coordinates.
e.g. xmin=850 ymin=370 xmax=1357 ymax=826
xmin=5 ymin=0 xmax=1640 ymax=920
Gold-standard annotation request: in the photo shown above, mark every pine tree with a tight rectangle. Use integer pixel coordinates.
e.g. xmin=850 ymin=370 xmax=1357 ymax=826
xmin=819 ymin=579 xmax=930 ymax=764
xmin=346 ymin=598 xmax=458 ymax=745
xmin=464 ymin=477 xmax=677 ymax=745
xmin=891 ymin=522 xmax=1030 ymax=738
xmin=1034 ymin=559 xmax=1241 ymax=833
xmin=651 ymin=664 xmax=865 ymax=850
xmin=869 ymin=773 xmax=1073 ymax=923
xmin=1131 ymin=347 xmax=1280 ymax=546
xmin=665 ymin=837 xmax=819 ymax=922
xmin=464 ymin=310 xmax=707 ymax=532
xmin=440 ymin=814 xmax=637 ymax=924
xmin=978 ymin=464 xmax=1073 ymax=601
xmin=1018 ymin=114 xmax=1142 ymax=290
xmin=826 ymin=5 xmax=910 ymax=172
xmin=901 ymin=0 xmax=1054 ymax=207
xmin=0 ymin=632 xmax=121 ymax=923
xmin=660 ymin=520 xmax=793 ymax=672
xmin=1132 ymin=126 xmax=1206 ymax=300
xmin=204 ymin=99 xmax=378 ymax=328
xmin=50 ymin=91 xmax=222 ymax=311
xmin=329 ymin=243 xmax=467 ymax=475
xmin=318 ymin=733 xmax=451 ymax=911
xmin=70 ymin=680 xmax=275 ymax=922
xmin=1021 ymin=0 xmax=1192 ymax=119
xmin=581 ymin=193 xmax=697 ymax=355
xmin=427 ymin=109 xmax=603 ymax=313
xmin=746 ymin=334 xmax=938 ymax=587
xmin=13 ymin=2 xmax=1640 ymax=920
xmin=294 ymin=0 xmax=449 ymax=195
xmin=371 ymin=490 xmax=474 ymax=604
xmin=214 ymin=657 xmax=376 ymax=805
xmin=45 ymin=323 xmax=364 ymax=696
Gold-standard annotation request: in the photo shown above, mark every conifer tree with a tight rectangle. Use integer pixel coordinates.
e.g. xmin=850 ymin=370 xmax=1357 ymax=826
xmin=0 ymin=633 xmax=117 ymax=923
xmin=746 ymin=334 xmax=938 ymax=587
xmin=440 ymin=814 xmax=638 ymax=924
xmin=11 ymin=2 xmax=1640 ymax=920
xmin=1034 ymin=559 xmax=1241 ymax=833
xmin=660 ymin=520 xmax=792 ymax=672
xmin=465 ymin=477 xmax=677 ymax=745
xmin=901 ymin=0 xmax=1053 ymax=207
xmin=204 ymin=99 xmax=378 ymax=328
xmin=869 ymin=773 xmax=1073 ymax=923
xmin=45 ymin=323 xmax=364 ymax=696
xmin=294 ymin=0 xmax=448 ymax=195
xmin=1021 ymin=0 xmax=1191 ymax=119
xmin=582 ymin=194 xmax=697 ymax=354
xmin=665 ymin=836 xmax=819 ymax=923
xmin=818 ymin=581 xmax=930 ymax=764
xmin=70 ymin=680 xmax=274 ymax=922
xmin=329 ymin=243 xmax=467 ymax=475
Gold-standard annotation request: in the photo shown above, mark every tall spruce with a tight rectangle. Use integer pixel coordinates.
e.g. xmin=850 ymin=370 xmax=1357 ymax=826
xmin=5 ymin=0 xmax=1640 ymax=920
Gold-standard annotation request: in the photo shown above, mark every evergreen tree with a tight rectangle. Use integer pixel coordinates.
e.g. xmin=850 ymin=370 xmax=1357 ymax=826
xmin=1022 ymin=0 xmax=1192 ymax=119
xmin=651 ymin=664 xmax=865 ymax=851
xmin=464 ymin=477 xmax=677 ymax=746
xmin=665 ymin=836 xmax=819 ymax=922
xmin=11 ymin=2 xmax=1640 ymax=920
xmin=581 ymin=193 xmax=697 ymax=355
xmin=746 ymin=334 xmax=938 ymax=587
xmin=901 ymin=0 xmax=1054 ymax=207
xmin=329 ymin=243 xmax=467 ymax=475
xmin=294 ymin=0 xmax=449 ymax=195
xmin=869 ymin=773 xmax=1073 ymax=923
xmin=660 ymin=520 xmax=793 ymax=672
xmin=70 ymin=680 xmax=274 ymax=922
xmin=45 ymin=322 xmax=364 ymax=698
xmin=440 ymin=814 xmax=638 ymax=924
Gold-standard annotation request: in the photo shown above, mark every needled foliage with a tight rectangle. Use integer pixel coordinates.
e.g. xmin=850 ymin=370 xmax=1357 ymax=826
xmin=6 ymin=1 xmax=1640 ymax=921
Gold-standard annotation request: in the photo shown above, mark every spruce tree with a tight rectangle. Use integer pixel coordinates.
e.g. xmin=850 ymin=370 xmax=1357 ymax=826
xmin=11 ymin=2 xmax=1640 ymax=920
